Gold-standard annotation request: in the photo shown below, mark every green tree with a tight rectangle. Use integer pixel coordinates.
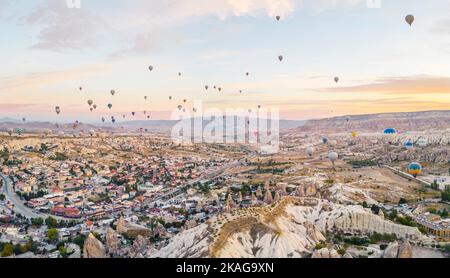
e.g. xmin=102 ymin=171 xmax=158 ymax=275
xmin=59 ymin=246 xmax=68 ymax=258
xmin=31 ymin=217 xmax=44 ymax=227
xmin=47 ymin=228 xmax=59 ymax=242
xmin=1 ymin=243 xmax=14 ymax=257
xmin=45 ymin=216 xmax=58 ymax=229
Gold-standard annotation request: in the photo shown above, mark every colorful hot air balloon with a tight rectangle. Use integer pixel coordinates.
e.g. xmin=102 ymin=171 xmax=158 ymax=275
xmin=306 ymin=147 xmax=314 ymax=157
xmin=351 ymin=131 xmax=358 ymax=138
xmin=408 ymin=162 xmax=422 ymax=177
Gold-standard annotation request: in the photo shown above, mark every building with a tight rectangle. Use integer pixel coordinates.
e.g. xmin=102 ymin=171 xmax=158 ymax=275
xmin=415 ymin=213 xmax=450 ymax=241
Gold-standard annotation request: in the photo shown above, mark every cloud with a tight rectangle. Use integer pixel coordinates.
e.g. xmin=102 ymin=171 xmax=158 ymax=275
xmin=0 ymin=63 xmax=112 ymax=91
xmin=22 ymin=0 xmax=362 ymax=55
xmin=316 ymin=75 xmax=450 ymax=94
xmin=26 ymin=0 xmax=108 ymax=51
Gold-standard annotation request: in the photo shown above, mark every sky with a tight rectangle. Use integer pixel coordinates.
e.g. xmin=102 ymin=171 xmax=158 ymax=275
xmin=1 ymin=0 xmax=450 ymax=123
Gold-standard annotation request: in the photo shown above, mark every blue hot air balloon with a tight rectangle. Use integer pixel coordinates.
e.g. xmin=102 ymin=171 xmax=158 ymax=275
xmin=404 ymin=141 xmax=414 ymax=150
xmin=383 ymin=128 xmax=397 ymax=134
xmin=322 ymin=136 xmax=329 ymax=144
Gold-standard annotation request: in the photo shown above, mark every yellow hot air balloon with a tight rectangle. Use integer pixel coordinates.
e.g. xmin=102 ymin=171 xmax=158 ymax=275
xmin=408 ymin=162 xmax=422 ymax=177
xmin=351 ymin=131 xmax=358 ymax=138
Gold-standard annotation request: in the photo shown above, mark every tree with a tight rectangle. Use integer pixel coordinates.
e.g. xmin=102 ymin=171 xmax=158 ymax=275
xmin=1 ymin=243 xmax=14 ymax=257
xmin=47 ymin=228 xmax=59 ymax=242
xmin=45 ymin=216 xmax=58 ymax=229
xmin=59 ymin=246 xmax=68 ymax=258
xmin=31 ymin=217 xmax=44 ymax=227
xmin=0 ymin=194 xmax=5 ymax=201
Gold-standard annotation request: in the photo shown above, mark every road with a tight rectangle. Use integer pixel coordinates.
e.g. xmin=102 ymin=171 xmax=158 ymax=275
xmin=0 ymin=173 xmax=69 ymax=220
xmin=145 ymin=156 xmax=248 ymax=207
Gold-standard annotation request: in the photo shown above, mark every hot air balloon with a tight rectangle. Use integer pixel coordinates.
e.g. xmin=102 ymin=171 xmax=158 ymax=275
xmin=306 ymin=147 xmax=314 ymax=157
xmin=351 ymin=131 xmax=358 ymax=138
xmin=144 ymin=111 xmax=147 ymax=115
xmin=132 ymin=112 xmax=136 ymax=116
xmin=178 ymin=72 xmax=182 ymax=76
xmin=88 ymin=100 xmax=93 ymax=106
xmin=278 ymin=55 xmax=283 ymax=62
xmin=7 ymin=128 xmax=13 ymax=136
xmin=405 ymin=15 xmax=415 ymax=26
xmin=90 ymin=108 xmax=94 ymax=112
xmin=276 ymin=16 xmax=281 ymax=21
xmin=205 ymin=85 xmax=209 ymax=90
xmin=246 ymin=72 xmax=249 ymax=76
xmin=322 ymin=136 xmax=329 ymax=144
xmin=123 ymin=114 xmax=126 ymax=119
xmin=334 ymin=77 xmax=339 ymax=83
xmin=329 ymin=152 xmax=338 ymax=165
xmin=79 ymin=87 xmax=83 ymax=91
xmin=22 ymin=118 xmax=26 ymax=122
xmin=258 ymin=105 xmax=261 ymax=109
xmin=149 ymin=65 xmax=154 ymax=71
xmin=183 ymin=99 xmax=187 ymax=103
xmin=89 ymin=129 xmax=95 ymax=136
xmin=404 ymin=141 xmax=414 ymax=150
xmin=108 ymin=103 xmax=113 ymax=109
xmin=383 ymin=128 xmax=397 ymax=135
xmin=93 ymin=104 xmax=97 ymax=109
xmin=147 ymin=116 xmax=150 ymax=119
xmin=408 ymin=162 xmax=422 ymax=177
xmin=240 ymin=90 xmax=243 ymax=93
xmin=177 ymin=105 xmax=183 ymax=111
xmin=169 ymin=96 xmax=172 ymax=100
xmin=417 ymin=138 xmax=428 ymax=148
xmin=102 ymin=117 xmax=105 ymax=123
xmin=218 ymin=87 xmax=222 ymax=92
xmin=55 ymin=106 xmax=61 ymax=115
xmin=144 ymin=96 xmax=148 ymax=100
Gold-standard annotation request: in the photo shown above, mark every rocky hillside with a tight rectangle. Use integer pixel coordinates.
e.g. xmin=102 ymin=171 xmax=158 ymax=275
xmin=151 ymin=197 xmax=423 ymax=258
xmin=296 ymin=110 xmax=450 ymax=133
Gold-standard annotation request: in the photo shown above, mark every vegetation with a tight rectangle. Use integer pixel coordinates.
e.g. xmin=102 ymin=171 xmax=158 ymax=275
xmin=348 ymin=160 xmax=377 ymax=168
xmin=47 ymin=228 xmax=59 ymax=242
xmin=1 ymin=243 xmax=14 ymax=257
xmin=441 ymin=186 xmax=450 ymax=202
xmin=49 ymin=152 xmax=68 ymax=161
xmin=369 ymin=232 xmax=397 ymax=244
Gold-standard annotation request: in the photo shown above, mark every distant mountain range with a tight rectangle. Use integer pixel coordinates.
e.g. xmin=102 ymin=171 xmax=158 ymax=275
xmin=2 ymin=110 xmax=449 ymax=134
xmin=293 ymin=110 xmax=450 ymax=133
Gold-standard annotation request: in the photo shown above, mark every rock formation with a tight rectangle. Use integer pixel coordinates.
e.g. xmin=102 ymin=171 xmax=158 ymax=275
xmin=106 ymin=228 xmax=120 ymax=255
xmin=83 ymin=233 xmax=106 ymax=258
